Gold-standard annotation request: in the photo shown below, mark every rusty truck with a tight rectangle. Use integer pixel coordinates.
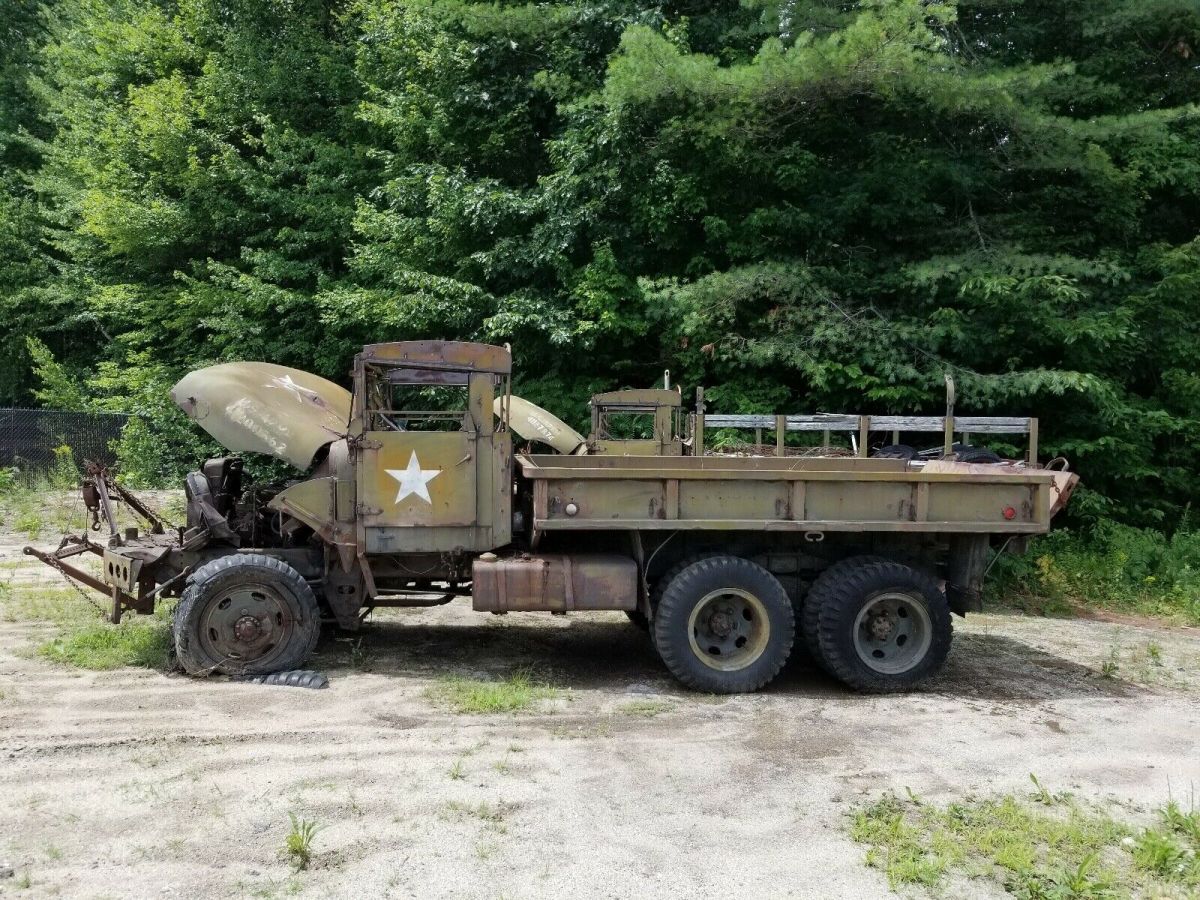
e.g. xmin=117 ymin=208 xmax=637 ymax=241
xmin=26 ymin=341 xmax=1077 ymax=694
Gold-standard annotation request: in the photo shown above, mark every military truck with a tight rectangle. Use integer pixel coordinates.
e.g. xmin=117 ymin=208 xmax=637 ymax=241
xmin=26 ymin=341 xmax=1077 ymax=694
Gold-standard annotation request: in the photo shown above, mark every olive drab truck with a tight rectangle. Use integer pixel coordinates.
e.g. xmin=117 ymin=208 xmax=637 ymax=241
xmin=26 ymin=341 xmax=1078 ymax=694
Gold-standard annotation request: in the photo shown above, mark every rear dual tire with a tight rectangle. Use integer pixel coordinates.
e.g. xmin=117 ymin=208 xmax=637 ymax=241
xmin=804 ymin=558 xmax=952 ymax=692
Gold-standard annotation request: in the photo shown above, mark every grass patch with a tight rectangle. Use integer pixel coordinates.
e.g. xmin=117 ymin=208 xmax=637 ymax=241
xmin=989 ymin=519 xmax=1200 ymax=624
xmin=616 ymin=698 xmax=674 ymax=718
xmin=0 ymin=583 xmax=101 ymax=627
xmin=441 ymin=800 xmax=513 ymax=832
xmin=2 ymin=577 xmax=174 ymax=671
xmin=38 ymin=617 xmax=173 ymax=670
xmin=849 ymin=779 xmax=1200 ymax=897
xmin=0 ymin=450 xmax=88 ymax=540
xmin=426 ymin=668 xmax=558 ymax=714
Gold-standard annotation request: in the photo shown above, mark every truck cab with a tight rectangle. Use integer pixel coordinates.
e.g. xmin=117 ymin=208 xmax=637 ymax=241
xmin=587 ymin=389 xmax=683 ymax=456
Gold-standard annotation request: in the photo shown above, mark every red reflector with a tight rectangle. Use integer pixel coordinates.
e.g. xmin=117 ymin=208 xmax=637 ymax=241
xmin=1003 ymin=506 xmax=1017 ymax=520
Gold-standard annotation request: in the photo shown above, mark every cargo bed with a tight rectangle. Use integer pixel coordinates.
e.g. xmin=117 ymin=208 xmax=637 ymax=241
xmin=519 ymin=454 xmax=1075 ymax=536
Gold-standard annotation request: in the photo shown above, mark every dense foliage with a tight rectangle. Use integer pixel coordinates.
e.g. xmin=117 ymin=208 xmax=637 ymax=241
xmin=2 ymin=0 xmax=1199 ymax=523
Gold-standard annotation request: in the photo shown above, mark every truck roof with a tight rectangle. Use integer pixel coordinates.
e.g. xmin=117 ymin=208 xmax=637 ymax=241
xmin=360 ymin=341 xmax=511 ymax=375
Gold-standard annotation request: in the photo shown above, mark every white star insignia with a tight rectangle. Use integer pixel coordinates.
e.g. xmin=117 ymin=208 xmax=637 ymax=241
xmin=265 ymin=374 xmax=317 ymax=403
xmin=385 ymin=451 xmax=441 ymax=504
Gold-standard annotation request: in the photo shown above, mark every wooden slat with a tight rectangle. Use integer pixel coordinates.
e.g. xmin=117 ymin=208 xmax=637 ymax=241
xmin=789 ymin=414 xmax=862 ymax=431
xmin=871 ymin=415 xmax=1033 ymax=434
xmin=703 ymin=413 xmax=1033 ymax=435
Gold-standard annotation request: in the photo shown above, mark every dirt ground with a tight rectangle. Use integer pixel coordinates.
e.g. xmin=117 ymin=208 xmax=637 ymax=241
xmin=2 ymin=530 xmax=1200 ymax=899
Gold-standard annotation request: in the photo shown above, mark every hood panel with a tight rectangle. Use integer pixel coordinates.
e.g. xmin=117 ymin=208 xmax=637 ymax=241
xmin=496 ymin=396 xmax=587 ymax=455
xmin=172 ymin=362 xmax=352 ymax=470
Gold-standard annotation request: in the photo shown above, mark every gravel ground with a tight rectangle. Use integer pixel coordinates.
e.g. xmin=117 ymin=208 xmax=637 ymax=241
xmin=2 ymin=526 xmax=1199 ymax=899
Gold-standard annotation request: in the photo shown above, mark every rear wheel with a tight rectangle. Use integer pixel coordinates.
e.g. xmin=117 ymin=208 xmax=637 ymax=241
xmin=809 ymin=559 xmax=951 ymax=692
xmin=174 ymin=553 xmax=321 ymax=676
xmin=800 ymin=555 xmax=887 ymax=673
xmin=653 ymin=556 xmax=794 ymax=693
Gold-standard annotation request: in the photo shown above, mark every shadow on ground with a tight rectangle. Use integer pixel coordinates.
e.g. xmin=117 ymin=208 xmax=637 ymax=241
xmin=308 ymin=611 xmax=1140 ymax=704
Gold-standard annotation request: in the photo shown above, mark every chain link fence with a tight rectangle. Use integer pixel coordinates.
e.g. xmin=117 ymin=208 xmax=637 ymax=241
xmin=0 ymin=407 xmax=128 ymax=471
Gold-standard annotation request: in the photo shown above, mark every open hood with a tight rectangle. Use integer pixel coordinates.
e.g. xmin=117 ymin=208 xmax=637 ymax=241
xmin=171 ymin=362 xmax=351 ymax=470
xmin=496 ymin=395 xmax=587 ymax=455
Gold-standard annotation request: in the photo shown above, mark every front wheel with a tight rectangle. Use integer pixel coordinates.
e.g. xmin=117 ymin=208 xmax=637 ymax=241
xmin=809 ymin=560 xmax=952 ymax=692
xmin=653 ymin=556 xmax=794 ymax=693
xmin=174 ymin=553 xmax=321 ymax=676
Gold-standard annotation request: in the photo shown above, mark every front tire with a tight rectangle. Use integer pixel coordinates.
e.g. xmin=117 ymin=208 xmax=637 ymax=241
xmin=174 ymin=553 xmax=321 ymax=676
xmin=809 ymin=559 xmax=951 ymax=692
xmin=653 ymin=556 xmax=794 ymax=693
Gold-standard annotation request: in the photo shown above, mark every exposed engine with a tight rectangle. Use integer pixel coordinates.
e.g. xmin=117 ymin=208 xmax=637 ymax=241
xmin=184 ymin=456 xmax=313 ymax=549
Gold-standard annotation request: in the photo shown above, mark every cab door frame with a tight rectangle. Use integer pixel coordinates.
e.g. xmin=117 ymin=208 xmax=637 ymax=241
xmin=347 ymin=342 xmax=513 ymax=597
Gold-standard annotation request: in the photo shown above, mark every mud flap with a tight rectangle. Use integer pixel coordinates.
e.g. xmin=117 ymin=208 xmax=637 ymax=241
xmin=946 ymin=534 xmax=989 ymax=616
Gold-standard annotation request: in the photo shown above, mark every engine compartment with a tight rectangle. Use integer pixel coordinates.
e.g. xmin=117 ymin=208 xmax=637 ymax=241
xmin=184 ymin=456 xmax=315 ymax=551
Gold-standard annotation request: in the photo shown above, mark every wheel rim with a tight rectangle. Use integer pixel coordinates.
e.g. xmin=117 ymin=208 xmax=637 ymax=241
xmin=852 ymin=590 xmax=932 ymax=674
xmin=196 ymin=581 xmax=296 ymax=670
xmin=687 ymin=588 xmax=771 ymax=671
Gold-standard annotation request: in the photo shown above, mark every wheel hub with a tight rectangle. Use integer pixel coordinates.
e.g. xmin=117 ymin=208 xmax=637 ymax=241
xmin=708 ymin=610 xmax=734 ymax=637
xmin=686 ymin=588 xmax=771 ymax=672
xmin=198 ymin=583 xmax=290 ymax=666
xmin=866 ymin=610 xmax=895 ymax=642
xmin=852 ymin=591 xmax=934 ymax=675
xmin=234 ymin=614 xmax=263 ymax=642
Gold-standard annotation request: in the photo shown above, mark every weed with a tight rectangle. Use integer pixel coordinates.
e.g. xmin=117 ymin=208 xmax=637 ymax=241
xmin=16 ymin=871 xmax=31 ymax=889
xmin=616 ymin=699 xmax=673 ymax=718
xmin=1146 ymin=642 xmax=1163 ymax=665
xmin=283 ymin=812 xmax=324 ymax=871
xmin=2 ymin=578 xmax=174 ymax=671
xmin=1131 ymin=828 xmax=1189 ymax=878
xmin=39 ymin=618 xmax=172 ymax=670
xmin=1010 ymin=850 xmax=1117 ymax=899
xmin=1029 ymin=772 xmax=1057 ymax=805
xmin=849 ymin=784 xmax=1200 ymax=897
xmin=0 ymin=584 xmax=96 ymax=626
xmin=1162 ymin=800 xmax=1200 ymax=843
xmin=426 ymin=668 xmax=557 ymax=714
xmin=448 ymin=758 xmax=466 ymax=780
xmin=442 ymin=800 xmax=512 ymax=832
xmin=347 ymin=637 xmax=371 ymax=670
xmin=988 ymin=521 xmax=1200 ymax=624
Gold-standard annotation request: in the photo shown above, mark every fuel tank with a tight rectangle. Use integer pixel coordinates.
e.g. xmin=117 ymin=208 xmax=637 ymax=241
xmin=471 ymin=553 xmax=637 ymax=612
